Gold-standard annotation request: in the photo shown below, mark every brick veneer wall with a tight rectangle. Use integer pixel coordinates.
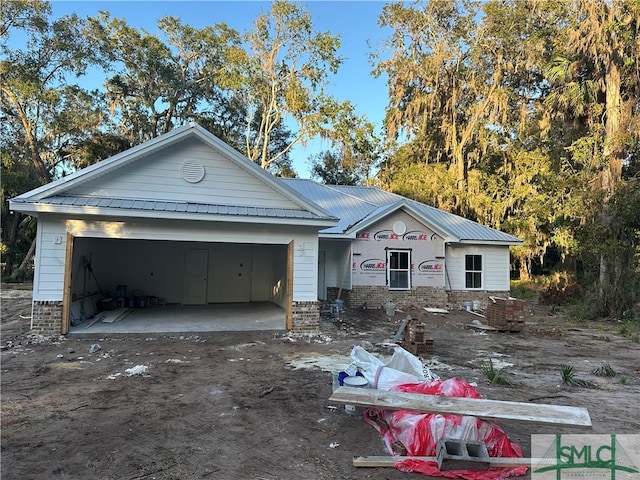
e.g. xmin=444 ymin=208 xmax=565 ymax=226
xmin=333 ymin=286 xmax=449 ymax=310
xmin=326 ymin=287 xmax=351 ymax=306
xmin=326 ymin=287 xmax=511 ymax=312
xmin=290 ymin=301 xmax=320 ymax=334
xmin=31 ymin=301 xmax=63 ymax=337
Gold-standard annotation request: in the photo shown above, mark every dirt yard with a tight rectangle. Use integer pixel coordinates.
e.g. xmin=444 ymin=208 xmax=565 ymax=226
xmin=2 ymin=283 xmax=639 ymax=480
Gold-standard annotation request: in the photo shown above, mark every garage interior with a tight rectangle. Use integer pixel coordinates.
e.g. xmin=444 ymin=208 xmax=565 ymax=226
xmin=67 ymin=238 xmax=289 ymax=333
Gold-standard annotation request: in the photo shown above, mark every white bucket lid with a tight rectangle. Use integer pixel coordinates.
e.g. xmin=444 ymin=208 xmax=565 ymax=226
xmin=343 ymin=376 xmax=369 ymax=387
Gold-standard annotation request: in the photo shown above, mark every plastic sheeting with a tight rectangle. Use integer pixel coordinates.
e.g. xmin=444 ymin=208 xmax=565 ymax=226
xmin=349 ymin=346 xmax=527 ymax=479
xmin=348 ymin=345 xmax=427 ymax=390
xmin=364 ymin=378 xmax=528 ymax=479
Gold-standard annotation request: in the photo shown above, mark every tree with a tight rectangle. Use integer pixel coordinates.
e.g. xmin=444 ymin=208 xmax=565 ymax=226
xmin=1 ymin=1 xmax=105 ymax=279
xmin=85 ymin=13 xmax=243 ymax=142
xmin=375 ymin=0 xmax=508 ymax=212
xmin=375 ymin=0 xmax=568 ymax=242
xmin=544 ymin=0 xmax=640 ymax=312
xmin=236 ymin=0 xmax=347 ymax=173
xmin=311 ymin=100 xmax=382 ymax=185
xmin=311 ymin=151 xmax=359 ymax=185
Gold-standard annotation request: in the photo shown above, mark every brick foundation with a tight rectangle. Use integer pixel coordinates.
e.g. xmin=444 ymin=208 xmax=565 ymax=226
xmin=31 ymin=301 xmax=64 ymax=337
xmin=329 ymin=286 xmax=448 ymax=310
xmin=327 ymin=287 xmax=511 ymax=312
xmin=290 ymin=301 xmax=320 ymax=334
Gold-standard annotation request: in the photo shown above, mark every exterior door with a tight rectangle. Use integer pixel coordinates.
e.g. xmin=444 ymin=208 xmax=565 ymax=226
xmin=183 ymin=249 xmax=208 ymax=305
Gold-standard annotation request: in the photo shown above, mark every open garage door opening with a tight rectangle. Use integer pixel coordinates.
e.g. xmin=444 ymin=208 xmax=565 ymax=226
xmin=67 ymin=238 xmax=289 ymax=334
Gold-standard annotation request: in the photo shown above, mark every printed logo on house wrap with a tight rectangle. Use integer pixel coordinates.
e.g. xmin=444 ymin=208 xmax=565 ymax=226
xmin=402 ymin=231 xmax=435 ymax=241
xmin=359 ymin=259 xmax=385 ymax=271
xmin=373 ymin=230 xmax=400 ymax=240
xmin=418 ymin=260 xmax=443 ymax=273
xmin=531 ymin=434 xmax=640 ymax=480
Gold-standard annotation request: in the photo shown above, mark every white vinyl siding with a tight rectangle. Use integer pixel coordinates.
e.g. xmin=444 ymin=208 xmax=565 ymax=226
xmin=66 ymin=137 xmax=300 ymax=209
xmin=445 ymin=244 xmax=511 ymax=291
xmin=32 ymin=218 xmax=68 ymax=300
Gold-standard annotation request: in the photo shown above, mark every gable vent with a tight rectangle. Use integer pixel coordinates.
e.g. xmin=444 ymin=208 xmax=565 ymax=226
xmin=181 ymin=160 xmax=205 ymax=183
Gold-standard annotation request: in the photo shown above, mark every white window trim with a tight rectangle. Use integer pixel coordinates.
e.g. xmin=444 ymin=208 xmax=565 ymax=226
xmin=464 ymin=254 xmax=483 ymax=290
xmin=387 ymin=249 xmax=411 ymax=290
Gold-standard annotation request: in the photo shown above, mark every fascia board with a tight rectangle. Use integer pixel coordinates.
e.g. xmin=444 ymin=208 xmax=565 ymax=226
xmin=318 ymin=232 xmax=356 ymax=239
xmin=449 ymin=239 xmax=524 ymax=247
xmin=12 ymin=203 xmax=338 ymax=227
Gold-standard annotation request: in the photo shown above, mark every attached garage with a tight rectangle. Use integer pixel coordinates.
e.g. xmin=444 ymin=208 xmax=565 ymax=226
xmin=10 ymin=123 xmax=337 ymax=336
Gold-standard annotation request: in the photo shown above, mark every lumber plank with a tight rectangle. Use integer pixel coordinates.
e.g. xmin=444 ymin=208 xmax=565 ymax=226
xmin=424 ymin=307 xmax=449 ymax=314
xmin=100 ymin=307 xmax=130 ymax=323
xmin=329 ymin=386 xmax=591 ymax=428
xmin=353 ymin=456 xmax=537 ymax=468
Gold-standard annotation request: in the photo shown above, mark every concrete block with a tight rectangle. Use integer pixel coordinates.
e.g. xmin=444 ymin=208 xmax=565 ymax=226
xmin=436 ymin=438 xmax=490 ymax=471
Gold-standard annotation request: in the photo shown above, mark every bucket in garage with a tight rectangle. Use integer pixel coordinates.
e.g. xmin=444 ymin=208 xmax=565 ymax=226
xmin=463 ymin=301 xmax=473 ymax=311
xmin=343 ymin=375 xmax=369 ymax=415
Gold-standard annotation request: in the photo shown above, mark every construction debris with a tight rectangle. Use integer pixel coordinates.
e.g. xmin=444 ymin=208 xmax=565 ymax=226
xmin=403 ymin=319 xmax=434 ymax=356
xmin=436 ymin=438 xmax=490 ymax=471
xmin=329 ymin=386 xmax=592 ymax=428
xmin=486 ymin=297 xmax=526 ymax=332
xmin=352 ymin=456 xmax=536 ymax=468
xmin=424 ymin=307 xmax=449 ymax=314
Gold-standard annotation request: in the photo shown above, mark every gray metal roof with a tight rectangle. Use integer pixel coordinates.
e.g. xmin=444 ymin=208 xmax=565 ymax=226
xmin=279 ymin=180 xmax=384 ymax=233
xmin=15 ymin=195 xmax=328 ymax=221
xmin=283 ymin=179 xmax=522 ymax=244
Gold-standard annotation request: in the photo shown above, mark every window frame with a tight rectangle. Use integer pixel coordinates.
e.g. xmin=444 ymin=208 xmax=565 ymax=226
xmin=387 ymin=249 xmax=411 ymax=290
xmin=464 ymin=254 xmax=483 ymax=289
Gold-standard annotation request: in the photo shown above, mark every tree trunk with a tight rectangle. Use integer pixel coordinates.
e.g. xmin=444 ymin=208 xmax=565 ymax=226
xmin=9 ymin=237 xmax=36 ymax=281
xmin=603 ymin=62 xmax=622 ymax=192
xmin=1 ymin=87 xmax=51 ymax=184
xmin=518 ymin=256 xmax=531 ymax=281
xmin=597 ymin=59 xmax=622 ymax=308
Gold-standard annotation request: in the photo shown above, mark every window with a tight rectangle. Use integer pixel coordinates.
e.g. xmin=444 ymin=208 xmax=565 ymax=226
xmin=465 ymin=254 xmax=482 ymax=289
xmin=388 ymin=250 xmax=410 ymax=290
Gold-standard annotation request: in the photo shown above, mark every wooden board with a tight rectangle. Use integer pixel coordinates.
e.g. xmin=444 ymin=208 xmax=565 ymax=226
xmin=424 ymin=307 xmax=449 ymax=314
xmin=329 ymin=386 xmax=591 ymax=428
xmin=465 ymin=323 xmax=497 ymax=331
xmin=353 ymin=456 xmax=537 ymax=468
xmin=100 ymin=308 xmax=132 ymax=323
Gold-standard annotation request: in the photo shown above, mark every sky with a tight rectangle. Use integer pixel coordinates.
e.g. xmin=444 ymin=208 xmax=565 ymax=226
xmin=47 ymin=0 xmax=393 ymax=178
